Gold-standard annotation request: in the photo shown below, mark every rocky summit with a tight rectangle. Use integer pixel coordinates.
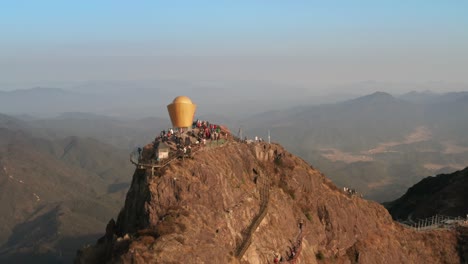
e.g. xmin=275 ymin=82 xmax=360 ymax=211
xmin=75 ymin=140 xmax=464 ymax=263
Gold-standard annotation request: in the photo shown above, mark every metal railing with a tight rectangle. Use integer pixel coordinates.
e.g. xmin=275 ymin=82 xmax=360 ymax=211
xmin=129 ymin=138 xmax=232 ymax=176
xmin=400 ymin=214 xmax=467 ymax=231
xmin=287 ymin=227 xmax=304 ymax=264
xmin=235 ymin=171 xmax=270 ymax=259
xmin=129 ymin=149 xmax=182 ymax=169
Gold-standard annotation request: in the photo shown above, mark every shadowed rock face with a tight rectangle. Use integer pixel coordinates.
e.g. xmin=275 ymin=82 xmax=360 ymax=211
xmin=385 ymin=167 xmax=468 ymax=220
xmin=76 ymin=141 xmax=462 ymax=264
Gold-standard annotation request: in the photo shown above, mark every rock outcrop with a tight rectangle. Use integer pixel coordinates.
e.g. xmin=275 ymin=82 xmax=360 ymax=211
xmin=385 ymin=167 xmax=468 ymax=220
xmin=76 ymin=141 xmax=463 ymax=263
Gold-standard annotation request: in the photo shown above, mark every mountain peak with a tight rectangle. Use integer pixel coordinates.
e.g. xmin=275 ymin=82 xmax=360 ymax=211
xmin=75 ymin=138 xmax=461 ymax=263
xmin=344 ymin=91 xmax=396 ymax=106
xmin=362 ymin=91 xmax=394 ymax=100
xmin=404 ymin=90 xmax=435 ymax=96
xmin=10 ymin=87 xmax=70 ymax=94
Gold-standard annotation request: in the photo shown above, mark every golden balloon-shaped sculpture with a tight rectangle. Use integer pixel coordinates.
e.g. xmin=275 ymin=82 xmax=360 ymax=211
xmin=167 ymin=96 xmax=197 ymax=128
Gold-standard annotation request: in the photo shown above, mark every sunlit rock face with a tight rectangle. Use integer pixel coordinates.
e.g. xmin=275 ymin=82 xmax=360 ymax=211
xmin=167 ymin=96 xmax=197 ymax=128
xmin=75 ymin=141 xmax=463 ymax=264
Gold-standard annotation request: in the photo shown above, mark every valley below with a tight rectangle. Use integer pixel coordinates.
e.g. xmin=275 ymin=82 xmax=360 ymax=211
xmin=313 ymin=126 xmax=468 ymax=201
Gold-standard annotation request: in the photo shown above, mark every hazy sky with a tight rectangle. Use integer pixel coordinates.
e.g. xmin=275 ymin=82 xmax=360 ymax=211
xmin=1 ymin=1 xmax=467 ymax=91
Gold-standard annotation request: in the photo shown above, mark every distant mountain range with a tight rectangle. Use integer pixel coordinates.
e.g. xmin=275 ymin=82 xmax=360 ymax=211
xmin=27 ymin=113 xmax=169 ymax=150
xmin=399 ymin=90 xmax=468 ymax=104
xmin=0 ymin=114 xmax=133 ymax=263
xmin=0 ymin=82 xmax=327 ymax=118
xmin=3 ymin=89 xmax=467 ymax=202
xmin=243 ymin=91 xmax=468 ymax=201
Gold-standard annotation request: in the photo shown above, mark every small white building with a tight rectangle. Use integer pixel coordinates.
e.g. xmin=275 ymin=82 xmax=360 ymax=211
xmin=157 ymin=142 xmax=170 ymax=160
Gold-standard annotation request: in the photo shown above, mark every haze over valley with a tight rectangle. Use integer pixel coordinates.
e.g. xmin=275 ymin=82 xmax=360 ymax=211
xmin=2 ymin=88 xmax=468 ymax=202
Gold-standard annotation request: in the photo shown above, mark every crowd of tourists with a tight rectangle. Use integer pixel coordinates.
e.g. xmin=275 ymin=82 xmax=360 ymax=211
xmin=139 ymin=119 xmax=230 ymax=162
xmin=193 ymin=119 xmax=226 ymax=142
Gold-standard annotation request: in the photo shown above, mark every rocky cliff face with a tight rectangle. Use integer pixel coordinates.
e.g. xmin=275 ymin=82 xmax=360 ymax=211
xmin=76 ymin=141 xmax=463 ymax=263
xmin=385 ymin=167 xmax=468 ymax=220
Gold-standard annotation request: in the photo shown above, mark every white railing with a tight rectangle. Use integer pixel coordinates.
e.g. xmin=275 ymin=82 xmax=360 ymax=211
xmin=400 ymin=214 xmax=467 ymax=231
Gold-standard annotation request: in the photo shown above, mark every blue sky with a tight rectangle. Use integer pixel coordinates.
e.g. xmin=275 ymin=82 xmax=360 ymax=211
xmin=1 ymin=1 xmax=467 ymax=90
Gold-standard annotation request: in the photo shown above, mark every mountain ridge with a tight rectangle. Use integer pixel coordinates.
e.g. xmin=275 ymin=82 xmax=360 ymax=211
xmin=385 ymin=167 xmax=468 ymax=221
xmin=76 ymin=140 xmax=463 ymax=263
xmin=0 ymin=113 xmax=133 ymax=263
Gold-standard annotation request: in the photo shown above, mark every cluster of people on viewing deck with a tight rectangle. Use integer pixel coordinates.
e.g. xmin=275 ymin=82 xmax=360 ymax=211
xmin=194 ymin=119 xmax=225 ymax=142
xmin=153 ymin=120 xmax=226 ymax=144
xmin=134 ymin=119 xmax=230 ymax=163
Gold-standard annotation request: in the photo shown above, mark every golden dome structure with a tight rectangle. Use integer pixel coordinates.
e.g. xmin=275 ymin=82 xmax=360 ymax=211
xmin=167 ymin=96 xmax=197 ymax=128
